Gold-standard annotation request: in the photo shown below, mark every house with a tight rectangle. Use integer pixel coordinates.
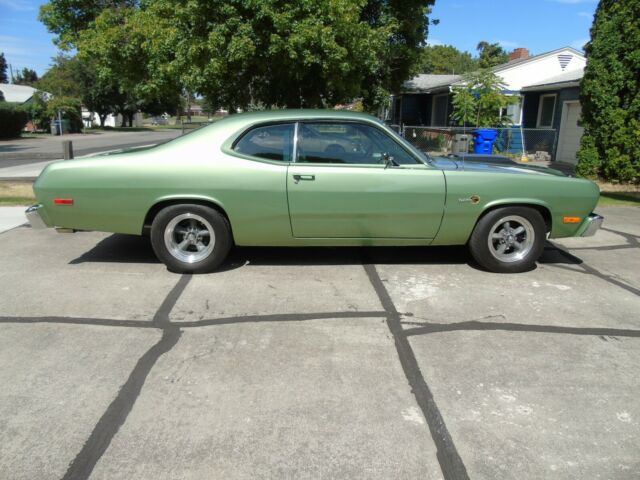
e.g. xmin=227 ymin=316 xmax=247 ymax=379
xmin=520 ymin=68 xmax=584 ymax=164
xmin=0 ymin=83 xmax=48 ymax=104
xmin=389 ymin=47 xmax=587 ymax=163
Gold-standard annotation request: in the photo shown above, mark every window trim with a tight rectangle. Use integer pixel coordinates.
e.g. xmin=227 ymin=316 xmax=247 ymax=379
xmin=292 ymin=120 xmax=424 ymax=167
xmin=536 ymin=94 xmax=557 ymax=128
xmin=229 ymin=121 xmax=296 ymax=164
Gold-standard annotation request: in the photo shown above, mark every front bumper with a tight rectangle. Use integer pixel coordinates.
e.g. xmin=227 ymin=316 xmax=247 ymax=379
xmin=578 ymin=213 xmax=604 ymax=237
xmin=25 ymin=204 xmax=51 ymax=229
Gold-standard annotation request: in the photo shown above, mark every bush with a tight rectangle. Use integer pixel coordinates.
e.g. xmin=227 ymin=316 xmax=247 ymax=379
xmin=0 ymin=102 xmax=29 ymax=139
xmin=45 ymin=96 xmax=84 ymax=133
xmin=578 ymin=1 xmax=640 ymax=184
xmin=576 ymin=135 xmax=601 ymax=179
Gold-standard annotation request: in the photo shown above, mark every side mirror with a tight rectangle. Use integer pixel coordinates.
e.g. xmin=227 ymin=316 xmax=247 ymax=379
xmin=383 ymin=152 xmax=399 ymax=169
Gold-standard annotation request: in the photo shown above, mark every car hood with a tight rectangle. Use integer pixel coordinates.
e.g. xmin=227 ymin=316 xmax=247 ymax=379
xmin=430 ymin=156 xmax=567 ymax=177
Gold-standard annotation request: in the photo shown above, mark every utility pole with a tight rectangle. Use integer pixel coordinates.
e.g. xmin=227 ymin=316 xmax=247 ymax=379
xmin=9 ymin=63 xmax=14 ymax=83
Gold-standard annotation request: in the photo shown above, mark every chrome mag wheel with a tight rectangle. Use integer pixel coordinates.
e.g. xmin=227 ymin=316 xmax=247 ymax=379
xmin=164 ymin=213 xmax=216 ymax=264
xmin=487 ymin=215 xmax=535 ymax=263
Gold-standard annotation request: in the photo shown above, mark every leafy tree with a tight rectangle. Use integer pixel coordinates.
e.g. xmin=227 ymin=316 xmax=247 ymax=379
xmin=14 ymin=68 xmax=39 ymax=86
xmin=0 ymin=53 xmax=8 ymax=83
xmin=476 ymin=41 xmax=509 ymax=69
xmin=36 ymin=55 xmax=82 ymax=97
xmin=41 ymin=0 xmax=436 ymax=113
xmin=39 ymin=0 xmax=137 ymax=49
xmin=576 ymin=0 xmax=639 ymax=183
xmin=451 ymin=69 xmax=517 ymax=127
xmin=419 ymin=45 xmax=477 ymax=75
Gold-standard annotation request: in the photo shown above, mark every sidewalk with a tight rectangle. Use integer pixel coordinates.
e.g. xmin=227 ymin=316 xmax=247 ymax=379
xmin=0 ymin=160 xmax=58 ymax=180
xmin=0 ymin=207 xmax=28 ymax=233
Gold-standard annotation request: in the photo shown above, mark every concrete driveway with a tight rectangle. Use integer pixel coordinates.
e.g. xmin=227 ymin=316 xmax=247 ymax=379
xmin=0 ymin=206 xmax=638 ymax=479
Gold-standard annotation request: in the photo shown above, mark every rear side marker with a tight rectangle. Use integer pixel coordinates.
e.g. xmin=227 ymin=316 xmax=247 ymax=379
xmin=54 ymin=198 xmax=74 ymax=205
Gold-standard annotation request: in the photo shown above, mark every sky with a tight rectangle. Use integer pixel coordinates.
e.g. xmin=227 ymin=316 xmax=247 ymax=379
xmin=0 ymin=0 xmax=599 ymax=78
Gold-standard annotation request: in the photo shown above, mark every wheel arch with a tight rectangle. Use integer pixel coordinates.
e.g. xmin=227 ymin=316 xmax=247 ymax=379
xmin=142 ymin=196 xmax=233 ymax=239
xmin=476 ymin=201 xmax=552 ymax=235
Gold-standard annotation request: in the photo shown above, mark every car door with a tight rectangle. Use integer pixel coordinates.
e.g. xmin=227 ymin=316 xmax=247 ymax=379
xmin=287 ymin=121 xmax=445 ymax=239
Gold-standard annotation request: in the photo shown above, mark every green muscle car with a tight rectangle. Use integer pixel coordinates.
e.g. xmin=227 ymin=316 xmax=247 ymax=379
xmin=26 ymin=110 xmax=602 ymax=273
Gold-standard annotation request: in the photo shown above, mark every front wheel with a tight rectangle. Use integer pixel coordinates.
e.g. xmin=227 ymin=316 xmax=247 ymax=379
xmin=468 ymin=207 xmax=546 ymax=273
xmin=150 ymin=204 xmax=232 ymax=273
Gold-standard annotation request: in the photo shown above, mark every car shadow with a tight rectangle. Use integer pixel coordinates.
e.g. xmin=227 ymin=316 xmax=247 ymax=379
xmin=68 ymin=233 xmax=583 ymax=272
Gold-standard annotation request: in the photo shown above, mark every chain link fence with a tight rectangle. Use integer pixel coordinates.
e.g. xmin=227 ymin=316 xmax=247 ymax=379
xmin=395 ymin=126 xmax=557 ymax=161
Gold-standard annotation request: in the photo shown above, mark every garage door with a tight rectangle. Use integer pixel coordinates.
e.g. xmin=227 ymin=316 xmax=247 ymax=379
xmin=556 ymin=101 xmax=584 ymax=164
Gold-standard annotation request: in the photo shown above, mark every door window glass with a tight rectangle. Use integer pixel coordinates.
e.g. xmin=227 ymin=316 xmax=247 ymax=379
xmin=234 ymin=123 xmax=294 ymax=161
xmin=296 ymin=122 xmax=419 ymax=165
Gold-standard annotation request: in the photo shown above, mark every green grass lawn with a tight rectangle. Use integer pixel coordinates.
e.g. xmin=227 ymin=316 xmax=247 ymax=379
xmin=598 ymin=192 xmax=640 ymax=207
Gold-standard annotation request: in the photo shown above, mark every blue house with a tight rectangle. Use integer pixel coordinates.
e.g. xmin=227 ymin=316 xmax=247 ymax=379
xmin=388 ymin=47 xmax=587 ymax=164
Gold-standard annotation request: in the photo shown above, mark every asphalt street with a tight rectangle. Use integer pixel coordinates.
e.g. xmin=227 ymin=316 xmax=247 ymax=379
xmin=0 ymin=129 xmax=181 ymax=168
xmin=0 ymin=206 xmax=638 ymax=479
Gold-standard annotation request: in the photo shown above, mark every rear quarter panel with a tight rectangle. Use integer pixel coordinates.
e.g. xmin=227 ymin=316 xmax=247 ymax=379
xmin=33 ymin=126 xmax=292 ymax=243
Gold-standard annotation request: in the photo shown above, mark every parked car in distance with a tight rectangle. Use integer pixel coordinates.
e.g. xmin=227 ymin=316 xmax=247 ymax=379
xmin=26 ymin=110 xmax=602 ymax=273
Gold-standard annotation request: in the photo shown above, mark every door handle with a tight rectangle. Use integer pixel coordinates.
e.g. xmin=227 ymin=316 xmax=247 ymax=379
xmin=292 ymin=174 xmax=315 ymax=183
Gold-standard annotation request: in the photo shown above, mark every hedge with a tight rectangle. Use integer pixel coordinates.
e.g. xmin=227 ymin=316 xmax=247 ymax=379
xmin=0 ymin=102 xmax=29 ymax=139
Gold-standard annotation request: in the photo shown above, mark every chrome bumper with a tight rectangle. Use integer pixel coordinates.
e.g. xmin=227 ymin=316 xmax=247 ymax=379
xmin=580 ymin=213 xmax=604 ymax=237
xmin=25 ymin=204 xmax=50 ymax=229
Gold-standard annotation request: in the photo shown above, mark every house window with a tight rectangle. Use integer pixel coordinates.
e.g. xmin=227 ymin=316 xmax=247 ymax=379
xmin=537 ymin=94 xmax=556 ymax=128
xmin=431 ymin=94 xmax=449 ymax=126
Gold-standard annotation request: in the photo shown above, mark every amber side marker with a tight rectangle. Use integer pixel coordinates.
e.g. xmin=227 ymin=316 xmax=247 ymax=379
xmin=54 ymin=198 xmax=74 ymax=205
xmin=563 ymin=216 xmax=582 ymax=224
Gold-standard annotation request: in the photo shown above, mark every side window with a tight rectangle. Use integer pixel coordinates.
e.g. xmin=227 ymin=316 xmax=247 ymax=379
xmin=296 ymin=122 xmax=419 ymax=165
xmin=234 ymin=123 xmax=294 ymax=162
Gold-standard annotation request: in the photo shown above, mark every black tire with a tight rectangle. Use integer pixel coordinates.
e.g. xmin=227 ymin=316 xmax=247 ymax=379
xmin=150 ymin=204 xmax=232 ymax=274
xmin=468 ymin=206 xmax=546 ymax=273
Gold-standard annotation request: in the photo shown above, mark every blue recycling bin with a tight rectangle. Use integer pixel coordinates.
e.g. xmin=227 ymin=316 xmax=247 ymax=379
xmin=473 ymin=128 xmax=498 ymax=154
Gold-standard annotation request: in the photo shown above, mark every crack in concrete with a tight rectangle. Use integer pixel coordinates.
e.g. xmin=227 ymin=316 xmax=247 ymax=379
xmin=403 ymin=320 xmax=640 ymax=338
xmin=362 ymin=262 xmax=470 ymax=480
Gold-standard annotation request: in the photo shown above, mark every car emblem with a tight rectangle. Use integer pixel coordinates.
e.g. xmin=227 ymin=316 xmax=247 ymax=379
xmin=459 ymin=195 xmax=481 ymax=204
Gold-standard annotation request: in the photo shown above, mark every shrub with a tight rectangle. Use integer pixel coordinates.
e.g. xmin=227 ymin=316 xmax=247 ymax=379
xmin=578 ymin=0 xmax=639 ymax=184
xmin=0 ymin=102 xmax=29 ymax=139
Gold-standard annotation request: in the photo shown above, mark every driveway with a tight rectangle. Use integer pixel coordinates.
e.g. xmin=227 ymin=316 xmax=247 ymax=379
xmin=0 ymin=206 xmax=638 ymax=479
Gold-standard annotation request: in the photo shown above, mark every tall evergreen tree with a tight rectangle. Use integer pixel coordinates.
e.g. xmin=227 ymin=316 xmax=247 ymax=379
xmin=576 ymin=0 xmax=640 ymax=183
xmin=14 ymin=68 xmax=39 ymax=86
xmin=0 ymin=53 xmax=8 ymax=83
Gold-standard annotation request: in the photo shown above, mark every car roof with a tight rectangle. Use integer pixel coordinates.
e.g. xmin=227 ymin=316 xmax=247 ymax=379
xmin=219 ymin=109 xmax=381 ymax=124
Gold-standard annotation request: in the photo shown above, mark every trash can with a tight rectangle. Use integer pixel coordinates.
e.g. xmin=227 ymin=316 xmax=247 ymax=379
xmin=50 ymin=120 xmax=62 ymax=135
xmin=50 ymin=119 xmax=71 ymax=135
xmin=452 ymin=134 xmax=470 ymax=154
xmin=473 ymin=128 xmax=498 ymax=154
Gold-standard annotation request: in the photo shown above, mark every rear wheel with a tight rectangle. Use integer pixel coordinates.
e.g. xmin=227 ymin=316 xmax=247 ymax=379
xmin=469 ymin=206 xmax=546 ymax=273
xmin=150 ymin=204 xmax=232 ymax=273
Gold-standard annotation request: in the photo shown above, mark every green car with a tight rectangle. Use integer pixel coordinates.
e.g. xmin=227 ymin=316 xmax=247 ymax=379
xmin=26 ymin=110 xmax=602 ymax=273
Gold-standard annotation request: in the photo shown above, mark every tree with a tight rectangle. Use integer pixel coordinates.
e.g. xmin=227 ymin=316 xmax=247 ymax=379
xmin=419 ymin=45 xmax=477 ymax=75
xmin=576 ymin=0 xmax=639 ymax=183
xmin=14 ymin=68 xmax=39 ymax=86
xmin=39 ymin=0 xmax=137 ymax=49
xmin=476 ymin=41 xmax=509 ymax=69
xmin=37 ymin=54 xmax=122 ymax=127
xmin=36 ymin=55 xmax=82 ymax=97
xmin=0 ymin=53 xmax=8 ymax=83
xmin=451 ymin=69 xmax=517 ymax=127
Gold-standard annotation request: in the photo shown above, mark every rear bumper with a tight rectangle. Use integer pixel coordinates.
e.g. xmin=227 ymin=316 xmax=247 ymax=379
xmin=577 ymin=213 xmax=604 ymax=237
xmin=25 ymin=204 xmax=51 ymax=229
